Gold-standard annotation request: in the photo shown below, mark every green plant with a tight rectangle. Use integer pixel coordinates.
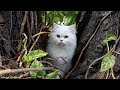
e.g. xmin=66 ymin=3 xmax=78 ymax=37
xmin=41 ymin=11 xmax=79 ymax=26
xmin=100 ymin=32 xmax=116 ymax=72
xmin=23 ymin=50 xmax=59 ymax=79
xmin=85 ymin=32 xmax=117 ymax=79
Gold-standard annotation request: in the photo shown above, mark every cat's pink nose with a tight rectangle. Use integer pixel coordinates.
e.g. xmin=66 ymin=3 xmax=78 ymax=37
xmin=60 ymin=40 xmax=63 ymax=42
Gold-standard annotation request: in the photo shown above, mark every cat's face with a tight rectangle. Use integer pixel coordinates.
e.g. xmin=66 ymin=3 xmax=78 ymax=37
xmin=49 ymin=23 xmax=76 ymax=47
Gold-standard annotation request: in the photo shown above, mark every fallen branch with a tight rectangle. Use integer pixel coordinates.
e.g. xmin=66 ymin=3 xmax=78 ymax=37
xmin=0 ymin=67 xmax=54 ymax=76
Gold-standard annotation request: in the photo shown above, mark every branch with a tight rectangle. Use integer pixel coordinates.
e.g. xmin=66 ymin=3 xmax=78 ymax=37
xmin=32 ymin=32 xmax=50 ymax=38
xmin=85 ymin=55 xmax=105 ymax=79
xmin=29 ymin=25 xmax=44 ymax=51
xmin=20 ymin=11 xmax=28 ymax=35
xmin=0 ymin=67 xmax=54 ymax=76
xmin=111 ymin=35 xmax=120 ymax=52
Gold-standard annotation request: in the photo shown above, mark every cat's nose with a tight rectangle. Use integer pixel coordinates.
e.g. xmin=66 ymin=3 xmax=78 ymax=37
xmin=60 ymin=40 xmax=63 ymax=42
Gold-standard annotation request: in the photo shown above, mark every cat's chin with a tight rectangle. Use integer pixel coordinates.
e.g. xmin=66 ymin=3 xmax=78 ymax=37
xmin=58 ymin=43 xmax=66 ymax=46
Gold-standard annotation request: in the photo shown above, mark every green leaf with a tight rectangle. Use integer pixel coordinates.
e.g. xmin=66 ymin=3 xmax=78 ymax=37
xmin=56 ymin=12 xmax=64 ymax=22
xmin=45 ymin=11 xmax=78 ymax=26
xmin=46 ymin=11 xmax=50 ymax=14
xmin=42 ymin=15 xmax=45 ymax=23
xmin=30 ymin=59 xmax=46 ymax=78
xmin=53 ymin=17 xmax=60 ymax=24
xmin=29 ymin=70 xmax=37 ymax=78
xmin=100 ymin=52 xmax=115 ymax=72
xmin=64 ymin=16 xmax=73 ymax=25
xmin=23 ymin=50 xmax=48 ymax=62
xmin=45 ymin=70 xmax=59 ymax=79
xmin=37 ymin=70 xmax=46 ymax=78
xmin=64 ymin=12 xmax=77 ymax=26
xmin=26 ymin=61 xmax=31 ymax=68
xmin=103 ymin=32 xmax=116 ymax=44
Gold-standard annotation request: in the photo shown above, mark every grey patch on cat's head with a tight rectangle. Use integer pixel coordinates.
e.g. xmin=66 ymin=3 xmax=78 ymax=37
xmin=53 ymin=23 xmax=61 ymax=28
xmin=48 ymin=23 xmax=61 ymax=32
xmin=69 ymin=24 xmax=77 ymax=34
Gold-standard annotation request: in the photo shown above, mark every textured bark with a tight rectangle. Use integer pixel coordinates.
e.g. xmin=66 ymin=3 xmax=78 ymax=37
xmin=69 ymin=11 xmax=120 ymax=79
xmin=0 ymin=11 xmax=23 ymax=57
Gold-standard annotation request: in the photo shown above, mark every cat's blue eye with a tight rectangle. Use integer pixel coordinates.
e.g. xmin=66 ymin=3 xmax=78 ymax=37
xmin=56 ymin=35 xmax=60 ymax=38
xmin=64 ymin=35 xmax=68 ymax=38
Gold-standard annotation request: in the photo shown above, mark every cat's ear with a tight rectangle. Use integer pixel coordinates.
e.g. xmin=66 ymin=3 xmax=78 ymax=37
xmin=70 ymin=24 xmax=77 ymax=33
xmin=48 ymin=23 xmax=59 ymax=32
xmin=53 ymin=23 xmax=60 ymax=29
xmin=50 ymin=23 xmax=60 ymax=31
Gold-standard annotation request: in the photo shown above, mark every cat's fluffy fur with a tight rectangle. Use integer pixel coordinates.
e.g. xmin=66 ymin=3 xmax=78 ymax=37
xmin=46 ymin=23 xmax=77 ymax=78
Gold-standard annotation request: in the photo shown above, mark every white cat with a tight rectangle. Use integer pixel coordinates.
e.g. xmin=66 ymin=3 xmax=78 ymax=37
xmin=46 ymin=23 xmax=77 ymax=79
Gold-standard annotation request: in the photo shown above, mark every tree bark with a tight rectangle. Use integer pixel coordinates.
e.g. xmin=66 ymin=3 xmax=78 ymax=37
xmin=70 ymin=11 xmax=120 ymax=79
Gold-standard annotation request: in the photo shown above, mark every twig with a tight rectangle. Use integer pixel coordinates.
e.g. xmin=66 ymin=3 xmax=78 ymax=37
xmin=19 ymin=72 xmax=29 ymax=79
xmin=59 ymin=57 xmax=67 ymax=64
xmin=0 ymin=67 xmax=54 ymax=76
xmin=26 ymin=13 xmax=34 ymax=43
xmin=34 ymin=11 xmax=38 ymax=33
xmin=29 ymin=25 xmax=44 ymax=51
xmin=22 ymin=33 xmax=28 ymax=55
xmin=20 ymin=11 xmax=28 ymax=35
xmin=40 ymin=61 xmax=53 ymax=67
xmin=32 ymin=32 xmax=50 ymax=38
xmin=10 ymin=11 xmax=12 ymax=36
xmin=30 ymin=11 xmax=34 ymax=41
xmin=105 ymin=70 xmax=109 ymax=79
xmin=111 ymin=35 xmax=120 ymax=52
xmin=85 ymin=55 xmax=105 ymax=79
xmin=0 ymin=26 xmax=7 ymax=41
xmin=111 ymin=67 xmax=115 ymax=79
xmin=113 ymin=51 xmax=120 ymax=54
xmin=30 ymin=11 xmax=34 ymax=33
xmin=65 ymin=11 xmax=113 ymax=79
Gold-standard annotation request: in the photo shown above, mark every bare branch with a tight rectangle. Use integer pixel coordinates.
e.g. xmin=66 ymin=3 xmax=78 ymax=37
xmin=0 ymin=67 xmax=54 ymax=76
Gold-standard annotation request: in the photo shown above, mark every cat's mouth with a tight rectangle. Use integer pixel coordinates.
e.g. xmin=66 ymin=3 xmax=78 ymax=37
xmin=58 ymin=42 xmax=65 ymax=46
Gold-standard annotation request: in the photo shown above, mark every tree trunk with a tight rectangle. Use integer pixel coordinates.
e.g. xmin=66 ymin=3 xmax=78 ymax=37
xmin=69 ymin=11 xmax=120 ymax=79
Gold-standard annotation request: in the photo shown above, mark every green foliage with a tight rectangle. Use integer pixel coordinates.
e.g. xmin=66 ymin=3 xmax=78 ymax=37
xmin=23 ymin=50 xmax=59 ymax=79
xmin=100 ymin=32 xmax=116 ymax=72
xmin=30 ymin=59 xmax=46 ymax=78
xmin=23 ymin=50 xmax=48 ymax=67
xmin=100 ymin=52 xmax=115 ymax=72
xmin=24 ymin=50 xmax=48 ymax=61
xmin=41 ymin=11 xmax=79 ymax=26
xmin=45 ymin=70 xmax=60 ymax=79
xmin=103 ymin=32 xmax=116 ymax=44
xmin=63 ymin=11 xmax=78 ymax=25
xmin=30 ymin=60 xmax=59 ymax=79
